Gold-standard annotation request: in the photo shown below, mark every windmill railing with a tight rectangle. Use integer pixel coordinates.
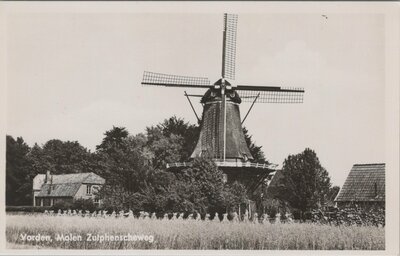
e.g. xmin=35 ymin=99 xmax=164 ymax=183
xmin=167 ymin=161 xmax=278 ymax=170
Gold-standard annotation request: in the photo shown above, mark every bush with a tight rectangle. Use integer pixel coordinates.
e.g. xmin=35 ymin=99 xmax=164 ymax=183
xmin=268 ymin=208 xmax=277 ymax=218
xmin=291 ymin=209 xmax=302 ymax=219
xmin=51 ymin=201 xmax=74 ymax=211
xmin=51 ymin=199 xmax=97 ymax=212
xmin=7 ymin=199 xmax=98 ymax=212
xmin=71 ymin=198 xmax=97 ymax=212
xmin=263 ymin=198 xmax=281 ymax=218
xmin=6 ymin=206 xmax=52 ymax=213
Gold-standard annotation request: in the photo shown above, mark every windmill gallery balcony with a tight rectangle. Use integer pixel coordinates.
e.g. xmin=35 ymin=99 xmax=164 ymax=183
xmin=166 ymin=161 xmax=277 ymax=170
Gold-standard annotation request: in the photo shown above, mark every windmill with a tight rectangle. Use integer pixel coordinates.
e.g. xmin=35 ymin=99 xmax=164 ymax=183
xmin=141 ymin=14 xmax=304 ymax=192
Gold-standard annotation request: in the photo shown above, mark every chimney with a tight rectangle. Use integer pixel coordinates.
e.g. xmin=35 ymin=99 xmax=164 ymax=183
xmin=374 ymin=182 xmax=378 ymax=197
xmin=46 ymin=171 xmax=52 ymax=195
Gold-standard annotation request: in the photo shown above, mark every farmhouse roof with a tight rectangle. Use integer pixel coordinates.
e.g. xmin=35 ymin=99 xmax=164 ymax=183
xmin=36 ymin=172 xmax=104 ymax=198
xmin=37 ymin=183 xmax=82 ymax=197
xmin=335 ymin=163 xmax=385 ymax=202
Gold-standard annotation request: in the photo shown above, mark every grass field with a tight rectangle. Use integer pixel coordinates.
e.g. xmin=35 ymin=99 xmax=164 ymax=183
xmin=6 ymin=214 xmax=385 ymax=250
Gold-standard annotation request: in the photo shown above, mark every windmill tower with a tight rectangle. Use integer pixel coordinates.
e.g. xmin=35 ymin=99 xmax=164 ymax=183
xmin=142 ymin=14 xmax=304 ymax=192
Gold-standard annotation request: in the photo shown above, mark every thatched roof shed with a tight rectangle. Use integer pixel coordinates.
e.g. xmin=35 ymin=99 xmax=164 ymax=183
xmin=335 ymin=163 xmax=385 ymax=204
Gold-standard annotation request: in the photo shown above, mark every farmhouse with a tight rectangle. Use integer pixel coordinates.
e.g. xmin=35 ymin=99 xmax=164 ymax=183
xmin=33 ymin=171 xmax=105 ymax=207
xmin=335 ymin=163 xmax=385 ymax=209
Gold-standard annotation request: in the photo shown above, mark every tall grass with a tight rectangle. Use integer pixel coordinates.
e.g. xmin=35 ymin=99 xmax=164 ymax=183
xmin=6 ymin=214 xmax=385 ymax=250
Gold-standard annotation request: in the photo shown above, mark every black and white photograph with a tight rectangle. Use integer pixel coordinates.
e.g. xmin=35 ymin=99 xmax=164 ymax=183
xmin=1 ymin=2 xmax=399 ymax=254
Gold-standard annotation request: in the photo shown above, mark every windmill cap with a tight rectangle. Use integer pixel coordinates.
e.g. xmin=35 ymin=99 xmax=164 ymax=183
xmin=214 ymin=78 xmax=237 ymax=89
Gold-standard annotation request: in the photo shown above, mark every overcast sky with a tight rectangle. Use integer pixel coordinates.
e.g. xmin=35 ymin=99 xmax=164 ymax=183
xmin=5 ymin=8 xmax=386 ymax=186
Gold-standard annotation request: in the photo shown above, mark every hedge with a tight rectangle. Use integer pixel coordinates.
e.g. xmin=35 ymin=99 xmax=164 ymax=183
xmin=6 ymin=206 xmax=52 ymax=212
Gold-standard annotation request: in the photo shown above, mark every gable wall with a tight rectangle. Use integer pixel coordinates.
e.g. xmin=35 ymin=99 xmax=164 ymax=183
xmin=74 ymin=183 xmax=102 ymax=200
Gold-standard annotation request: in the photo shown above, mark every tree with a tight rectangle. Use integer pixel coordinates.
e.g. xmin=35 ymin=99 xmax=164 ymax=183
xmin=28 ymin=143 xmax=53 ymax=176
xmin=129 ymin=156 xmax=248 ymax=215
xmin=96 ymin=126 xmax=129 ymax=154
xmin=95 ymin=126 xmax=162 ymax=210
xmin=242 ymin=127 xmax=268 ymax=163
xmin=39 ymin=139 xmax=93 ymax=174
xmin=223 ymin=182 xmax=249 ymax=212
xmin=175 ymin=157 xmax=226 ymax=213
xmin=146 ymin=127 xmax=184 ymax=170
xmin=170 ymin=157 xmax=249 ymax=215
xmin=98 ymin=185 xmax=143 ymax=211
xmin=6 ymin=135 xmax=32 ymax=205
xmin=270 ymin=148 xmax=332 ymax=213
xmin=27 ymin=139 xmax=94 ymax=177
xmin=95 ymin=127 xmax=153 ymax=193
xmin=158 ymin=116 xmax=199 ymax=161
xmin=134 ymin=156 xmax=227 ymax=214
xmin=146 ymin=116 xmax=199 ymax=169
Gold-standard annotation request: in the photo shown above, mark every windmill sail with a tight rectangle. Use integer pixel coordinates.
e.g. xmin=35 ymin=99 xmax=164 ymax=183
xmin=142 ymin=71 xmax=211 ymax=88
xmin=221 ymin=14 xmax=238 ymax=80
xmin=236 ymin=85 xmax=304 ymax=103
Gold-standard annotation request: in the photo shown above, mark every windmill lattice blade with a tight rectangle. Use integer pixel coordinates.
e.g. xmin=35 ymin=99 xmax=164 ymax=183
xmin=142 ymin=71 xmax=211 ymax=88
xmin=221 ymin=14 xmax=238 ymax=80
xmin=237 ymin=88 xmax=304 ymax=103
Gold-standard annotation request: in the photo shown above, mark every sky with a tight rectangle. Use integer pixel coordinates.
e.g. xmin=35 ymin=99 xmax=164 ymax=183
xmin=5 ymin=9 xmax=386 ymax=187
